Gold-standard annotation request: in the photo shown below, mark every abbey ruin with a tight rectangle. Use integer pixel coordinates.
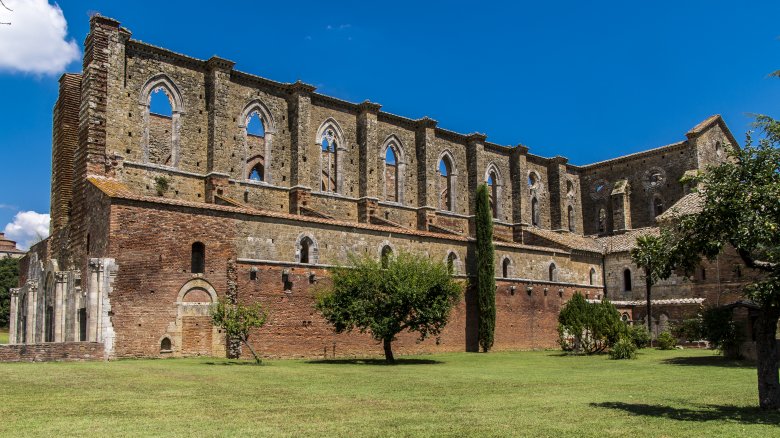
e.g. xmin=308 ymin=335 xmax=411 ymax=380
xmin=4 ymin=15 xmax=754 ymax=360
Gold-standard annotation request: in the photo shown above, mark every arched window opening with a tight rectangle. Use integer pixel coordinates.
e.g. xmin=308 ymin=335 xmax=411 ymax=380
xmin=381 ymin=245 xmax=393 ymax=268
xmin=249 ymin=163 xmax=264 ymax=181
xmin=567 ymin=205 xmax=575 ymax=232
xmin=147 ymin=87 xmax=174 ymax=166
xmin=700 ymin=266 xmax=707 ymax=281
xmin=447 ymin=252 xmax=458 ymax=274
xmin=623 ymin=269 xmax=632 ymax=291
xmin=549 ymin=263 xmax=557 ymax=282
xmin=321 ymin=129 xmax=338 ymax=192
xmin=528 ymin=172 xmax=538 ymax=188
xmin=191 ymin=242 xmax=205 ymax=274
xmin=653 ymin=197 xmax=665 ymax=217
xmin=598 ymin=208 xmax=607 ymax=233
xmin=385 ymin=147 xmax=399 ymax=202
xmin=487 ymin=172 xmax=498 ymax=218
xmin=160 ymin=337 xmax=172 ymax=352
xmin=439 ymin=157 xmax=454 ymax=211
xmin=715 ymin=140 xmax=722 ymax=156
xmin=531 ymin=197 xmax=540 ymax=227
xmin=246 ymin=111 xmax=265 ymax=137
xmin=45 ymin=305 xmax=54 ymax=342
xmin=502 ymin=258 xmax=511 ymax=278
xmin=566 ymin=180 xmax=575 ymax=196
xmin=589 ymin=268 xmax=596 ymax=286
xmin=300 ymin=237 xmax=313 ymax=264
xmin=621 ymin=313 xmax=630 ymax=323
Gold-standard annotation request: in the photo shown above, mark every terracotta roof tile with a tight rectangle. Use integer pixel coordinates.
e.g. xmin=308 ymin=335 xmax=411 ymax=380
xmin=525 ymin=228 xmax=604 ymax=253
xmin=596 ymin=227 xmax=659 ymax=253
xmin=656 ymin=192 xmax=703 ymax=222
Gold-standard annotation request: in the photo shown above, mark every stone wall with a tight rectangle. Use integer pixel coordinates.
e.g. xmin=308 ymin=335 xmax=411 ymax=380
xmin=0 ymin=342 xmax=104 ymax=362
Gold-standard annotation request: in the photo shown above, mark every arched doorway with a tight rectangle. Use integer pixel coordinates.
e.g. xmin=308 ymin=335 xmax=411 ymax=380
xmin=174 ymin=279 xmax=219 ymax=357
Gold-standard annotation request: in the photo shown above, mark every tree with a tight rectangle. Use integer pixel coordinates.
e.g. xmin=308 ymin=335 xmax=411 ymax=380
xmin=558 ymin=293 xmax=625 ymax=354
xmin=0 ymin=257 xmax=19 ymax=328
xmin=475 ymin=183 xmax=496 ymax=352
xmin=316 ymin=251 xmax=462 ymax=363
xmin=630 ymin=234 xmax=669 ymax=342
xmin=0 ymin=0 xmax=11 ymax=26
xmin=211 ymin=299 xmax=267 ymax=364
xmin=662 ymin=117 xmax=780 ymax=410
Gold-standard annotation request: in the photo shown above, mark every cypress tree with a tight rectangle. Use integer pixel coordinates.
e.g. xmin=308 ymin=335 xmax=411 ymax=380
xmin=475 ymin=183 xmax=496 ymax=352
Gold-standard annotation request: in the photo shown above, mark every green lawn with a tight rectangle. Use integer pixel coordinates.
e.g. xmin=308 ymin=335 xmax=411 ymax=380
xmin=0 ymin=328 xmax=7 ymax=344
xmin=0 ymin=349 xmax=776 ymax=437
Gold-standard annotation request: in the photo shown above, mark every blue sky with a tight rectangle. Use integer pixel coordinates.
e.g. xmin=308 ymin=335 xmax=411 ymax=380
xmin=1 ymin=0 xmax=780 ymax=247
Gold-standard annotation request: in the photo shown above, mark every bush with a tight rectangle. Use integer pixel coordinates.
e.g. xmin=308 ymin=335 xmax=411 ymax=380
xmin=672 ymin=318 xmax=703 ymax=342
xmin=609 ymin=337 xmax=638 ymax=360
xmin=701 ymin=306 xmax=742 ymax=357
xmin=558 ymin=293 xmax=626 ymax=354
xmin=656 ymin=331 xmax=677 ymax=350
xmin=628 ymin=325 xmax=651 ymax=349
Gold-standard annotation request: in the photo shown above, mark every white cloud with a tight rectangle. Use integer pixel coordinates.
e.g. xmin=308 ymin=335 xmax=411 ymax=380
xmin=3 ymin=210 xmax=49 ymax=250
xmin=0 ymin=0 xmax=80 ymax=75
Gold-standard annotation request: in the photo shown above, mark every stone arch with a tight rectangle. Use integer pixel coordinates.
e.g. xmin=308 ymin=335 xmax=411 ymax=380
xmin=500 ymin=255 xmax=513 ymax=278
xmin=239 ymin=99 xmax=277 ymax=184
xmin=139 ymin=74 xmax=185 ymax=167
xmin=623 ymin=268 xmax=633 ymax=292
xmin=444 ymin=250 xmax=461 ymax=275
xmin=174 ymin=278 xmax=218 ymax=357
xmin=176 ymin=278 xmax=218 ymax=304
xmin=548 ymin=262 xmax=558 ymax=282
xmin=484 ymin=163 xmax=503 ymax=219
xmin=381 ymin=134 xmax=407 ymax=204
xmin=437 ymin=150 xmax=458 ymax=212
xmin=589 ymin=267 xmax=597 ymax=286
xmin=316 ymin=118 xmax=346 ymax=193
xmin=295 ymin=232 xmax=319 ymax=264
xmin=159 ymin=335 xmax=173 ymax=353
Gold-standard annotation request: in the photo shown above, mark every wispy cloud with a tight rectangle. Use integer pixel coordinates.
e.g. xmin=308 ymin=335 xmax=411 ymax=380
xmin=326 ymin=24 xmax=352 ymax=31
xmin=0 ymin=204 xmax=17 ymax=210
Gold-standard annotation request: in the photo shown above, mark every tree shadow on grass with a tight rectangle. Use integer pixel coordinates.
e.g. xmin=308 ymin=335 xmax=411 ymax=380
xmin=306 ymin=358 xmax=443 ymax=366
xmin=591 ymin=402 xmax=780 ymax=425
xmin=661 ymin=355 xmax=754 ymax=368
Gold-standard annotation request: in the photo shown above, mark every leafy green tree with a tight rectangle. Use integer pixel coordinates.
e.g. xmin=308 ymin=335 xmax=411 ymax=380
xmin=630 ymin=235 xmax=669 ymax=341
xmin=0 ymin=257 xmax=19 ymax=328
xmin=558 ymin=293 xmax=625 ymax=354
xmin=701 ymin=306 xmax=743 ymax=358
xmin=211 ymin=299 xmax=267 ymax=364
xmin=316 ymin=251 xmax=462 ymax=363
xmin=475 ymin=183 xmax=496 ymax=352
xmin=662 ymin=116 xmax=780 ymax=409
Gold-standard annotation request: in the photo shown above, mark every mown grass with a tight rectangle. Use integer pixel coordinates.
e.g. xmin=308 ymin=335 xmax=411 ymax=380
xmin=0 ymin=349 xmax=776 ymax=437
xmin=0 ymin=328 xmax=8 ymax=344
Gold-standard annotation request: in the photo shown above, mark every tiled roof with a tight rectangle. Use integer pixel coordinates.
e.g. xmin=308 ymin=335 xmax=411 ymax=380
xmin=686 ymin=114 xmax=722 ymax=137
xmin=656 ymin=192 xmax=703 ymax=222
xmin=0 ymin=232 xmax=23 ymax=253
xmin=590 ymin=298 xmax=705 ymax=306
xmin=596 ymin=227 xmax=659 ymax=253
xmin=525 ymin=227 xmax=604 ymax=253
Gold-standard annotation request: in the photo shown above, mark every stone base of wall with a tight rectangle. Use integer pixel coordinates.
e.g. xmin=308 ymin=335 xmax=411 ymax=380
xmin=0 ymin=342 xmax=105 ymax=362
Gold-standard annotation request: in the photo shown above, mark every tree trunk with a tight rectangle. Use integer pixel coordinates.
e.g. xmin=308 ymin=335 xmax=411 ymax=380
xmin=383 ymin=338 xmax=395 ymax=364
xmin=242 ymin=336 xmax=262 ymax=365
xmin=645 ymin=272 xmax=653 ymax=347
xmin=755 ymin=306 xmax=780 ymax=410
xmin=227 ymin=336 xmax=242 ymax=359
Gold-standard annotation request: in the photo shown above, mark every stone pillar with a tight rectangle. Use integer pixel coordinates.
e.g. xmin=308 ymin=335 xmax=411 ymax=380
xmin=87 ymin=258 xmax=117 ymax=348
xmin=466 ymin=133 xmax=487 ymax=235
xmin=547 ymin=156 xmax=568 ymax=230
xmin=415 ymin=117 xmax=438 ymax=212
xmin=26 ymin=281 xmax=38 ymax=344
xmin=54 ymin=272 xmax=67 ymax=342
xmin=289 ymin=186 xmax=312 ymax=215
xmin=9 ymin=288 xmax=19 ymax=344
xmin=417 ymin=206 xmax=437 ymax=232
xmin=205 ymin=56 xmax=236 ymax=174
xmin=357 ymin=100 xmax=382 ymax=198
xmin=205 ymin=172 xmax=231 ymax=204
xmin=357 ymin=198 xmax=379 ymax=223
xmin=610 ymin=179 xmax=632 ymax=232
xmin=87 ymin=259 xmax=101 ymax=342
xmin=287 ymin=81 xmax=316 ymax=188
xmin=510 ymin=145 xmax=529 ymax=242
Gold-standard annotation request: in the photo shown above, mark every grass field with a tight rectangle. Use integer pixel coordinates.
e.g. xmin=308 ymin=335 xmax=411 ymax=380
xmin=0 ymin=349 xmax=777 ymax=437
xmin=0 ymin=328 xmax=7 ymax=344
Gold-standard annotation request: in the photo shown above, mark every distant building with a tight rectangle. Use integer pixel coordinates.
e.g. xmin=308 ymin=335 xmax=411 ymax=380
xmin=0 ymin=233 xmax=23 ymax=259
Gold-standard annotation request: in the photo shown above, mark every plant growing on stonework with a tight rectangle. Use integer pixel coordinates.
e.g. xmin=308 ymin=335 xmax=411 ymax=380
xmin=154 ymin=176 xmax=170 ymax=196
xmin=557 ymin=293 xmax=626 ymax=354
xmin=211 ymin=299 xmax=267 ymax=364
xmin=661 ymin=113 xmax=780 ymax=409
xmin=315 ymin=251 xmax=462 ymax=363
xmin=475 ymin=183 xmax=496 ymax=352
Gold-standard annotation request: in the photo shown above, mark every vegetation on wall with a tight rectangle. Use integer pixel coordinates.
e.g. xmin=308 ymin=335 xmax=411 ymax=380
xmin=475 ymin=183 xmax=496 ymax=352
xmin=316 ymin=251 xmax=462 ymax=363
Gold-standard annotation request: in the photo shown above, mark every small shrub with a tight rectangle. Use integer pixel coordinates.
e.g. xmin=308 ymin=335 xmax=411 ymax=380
xmin=656 ymin=331 xmax=677 ymax=350
xmin=609 ymin=337 xmax=637 ymax=360
xmin=628 ymin=325 xmax=651 ymax=349
xmin=557 ymin=293 xmax=626 ymax=354
xmin=154 ymin=176 xmax=170 ymax=196
xmin=672 ymin=318 xmax=703 ymax=342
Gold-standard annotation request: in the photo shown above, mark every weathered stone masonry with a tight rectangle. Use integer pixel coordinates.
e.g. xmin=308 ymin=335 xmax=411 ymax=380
xmin=7 ymin=15 xmax=751 ymax=360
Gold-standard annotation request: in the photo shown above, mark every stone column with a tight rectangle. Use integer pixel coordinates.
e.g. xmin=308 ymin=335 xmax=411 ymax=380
xmin=205 ymin=56 xmax=236 ymax=174
xmin=9 ymin=288 xmax=19 ymax=344
xmin=26 ymin=281 xmax=38 ymax=344
xmin=357 ymin=100 xmax=381 ymax=199
xmin=466 ymin=133 xmax=487 ymax=236
xmin=510 ymin=145 xmax=529 ymax=242
xmin=54 ymin=272 xmax=66 ymax=342
xmin=547 ymin=156 xmax=568 ymax=230
xmin=87 ymin=259 xmax=101 ymax=342
xmin=610 ymin=179 xmax=632 ymax=232
xmin=415 ymin=117 xmax=438 ymax=210
xmin=287 ymin=81 xmax=316 ymax=188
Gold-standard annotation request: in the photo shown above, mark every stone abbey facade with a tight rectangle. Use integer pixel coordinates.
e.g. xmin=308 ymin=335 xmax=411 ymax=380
xmin=5 ymin=16 xmax=754 ymax=360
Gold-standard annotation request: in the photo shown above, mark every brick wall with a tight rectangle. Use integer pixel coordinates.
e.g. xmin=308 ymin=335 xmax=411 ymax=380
xmin=0 ymin=342 xmax=104 ymax=362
